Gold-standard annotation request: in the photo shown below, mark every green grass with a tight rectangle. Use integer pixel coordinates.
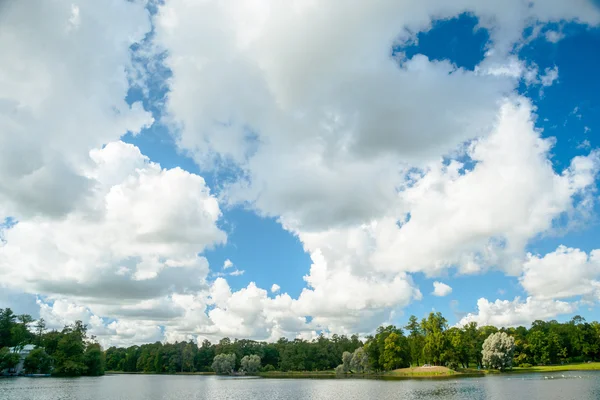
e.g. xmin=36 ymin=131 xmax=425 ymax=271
xmin=509 ymin=362 xmax=600 ymax=373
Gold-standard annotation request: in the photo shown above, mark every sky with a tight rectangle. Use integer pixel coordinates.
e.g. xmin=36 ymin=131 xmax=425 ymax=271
xmin=0 ymin=0 xmax=600 ymax=347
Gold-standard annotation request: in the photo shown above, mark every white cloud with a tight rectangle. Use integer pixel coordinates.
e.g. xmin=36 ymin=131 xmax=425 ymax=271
xmin=458 ymin=296 xmax=578 ymax=327
xmin=2 ymin=0 xmax=600 ymax=345
xmin=0 ymin=0 xmax=153 ymax=220
xmin=545 ymin=30 xmax=565 ymax=43
xmin=229 ymin=269 xmax=245 ymax=276
xmin=432 ymin=282 xmax=453 ymax=297
xmin=520 ymin=246 xmax=600 ymax=300
xmin=151 ymin=0 xmax=600 ymax=336
xmin=0 ymin=141 xmax=226 ymax=301
xmin=540 ymin=66 xmax=559 ymax=86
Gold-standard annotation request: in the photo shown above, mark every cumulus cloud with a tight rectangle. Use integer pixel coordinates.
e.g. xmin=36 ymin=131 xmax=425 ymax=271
xmin=0 ymin=141 xmax=226 ymax=311
xmin=0 ymin=0 xmax=153 ymax=220
xmin=146 ymin=0 xmax=600 ymax=339
xmin=458 ymin=297 xmax=578 ymax=327
xmin=520 ymin=246 xmax=600 ymax=300
xmin=3 ymin=0 xmax=600 ymax=345
xmin=432 ymin=282 xmax=453 ymax=297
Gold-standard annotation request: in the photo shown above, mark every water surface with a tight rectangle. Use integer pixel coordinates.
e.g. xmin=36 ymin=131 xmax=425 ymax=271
xmin=1 ymin=371 xmax=599 ymax=400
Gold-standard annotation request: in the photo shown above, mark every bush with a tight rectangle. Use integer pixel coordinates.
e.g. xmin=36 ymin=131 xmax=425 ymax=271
xmin=262 ymin=364 xmax=275 ymax=372
xmin=519 ymin=363 xmax=532 ymax=368
xmin=24 ymin=348 xmax=53 ymax=374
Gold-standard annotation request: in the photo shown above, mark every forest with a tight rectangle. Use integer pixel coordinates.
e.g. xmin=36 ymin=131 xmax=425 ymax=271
xmin=3 ymin=307 xmax=600 ymax=376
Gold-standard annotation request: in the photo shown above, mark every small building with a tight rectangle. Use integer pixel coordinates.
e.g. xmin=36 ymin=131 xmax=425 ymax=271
xmin=2 ymin=344 xmax=37 ymax=375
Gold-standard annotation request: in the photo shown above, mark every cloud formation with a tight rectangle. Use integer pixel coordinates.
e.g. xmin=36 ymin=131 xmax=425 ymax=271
xmin=1 ymin=0 xmax=600 ymax=345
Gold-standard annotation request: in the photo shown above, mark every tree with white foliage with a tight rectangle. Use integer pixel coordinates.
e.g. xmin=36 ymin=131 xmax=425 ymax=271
xmin=350 ymin=347 xmax=369 ymax=373
xmin=240 ymin=354 xmax=261 ymax=374
xmin=481 ymin=332 xmax=515 ymax=371
xmin=342 ymin=351 xmax=353 ymax=373
xmin=211 ymin=353 xmax=236 ymax=375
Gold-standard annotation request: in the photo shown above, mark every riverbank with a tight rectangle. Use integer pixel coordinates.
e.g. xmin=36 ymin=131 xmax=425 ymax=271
xmin=105 ymin=362 xmax=600 ymax=380
xmin=259 ymin=366 xmax=484 ymax=380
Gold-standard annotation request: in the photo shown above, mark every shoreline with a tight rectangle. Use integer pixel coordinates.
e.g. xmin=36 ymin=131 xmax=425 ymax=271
xmin=102 ymin=362 xmax=600 ymax=380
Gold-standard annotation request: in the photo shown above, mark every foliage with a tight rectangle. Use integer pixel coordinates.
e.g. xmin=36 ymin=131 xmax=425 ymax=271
xmin=212 ymin=353 xmax=235 ymax=374
xmin=482 ymin=332 xmax=515 ymax=371
xmin=23 ymin=348 xmax=53 ymax=374
xmin=0 ymin=347 xmax=21 ymax=371
xmin=84 ymin=343 xmax=105 ymax=376
xmin=240 ymin=354 xmax=261 ymax=374
xmin=262 ymin=363 xmax=275 ymax=372
xmin=5 ymin=307 xmax=600 ymax=377
xmin=350 ymin=347 xmax=369 ymax=373
xmin=341 ymin=351 xmax=353 ymax=372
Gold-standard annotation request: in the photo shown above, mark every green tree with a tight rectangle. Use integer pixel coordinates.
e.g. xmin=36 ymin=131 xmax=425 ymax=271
xmin=34 ymin=319 xmax=46 ymax=346
xmin=0 ymin=347 xmax=21 ymax=372
xmin=405 ymin=315 xmax=424 ymax=366
xmin=84 ymin=343 xmax=105 ymax=376
xmin=23 ymin=348 xmax=53 ymax=374
xmin=382 ymin=332 xmax=406 ymax=370
xmin=421 ymin=312 xmax=447 ymax=365
xmin=52 ymin=321 xmax=88 ymax=376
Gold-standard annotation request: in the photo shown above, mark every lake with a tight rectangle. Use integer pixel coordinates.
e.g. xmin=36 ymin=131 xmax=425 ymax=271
xmin=2 ymin=372 xmax=600 ymax=400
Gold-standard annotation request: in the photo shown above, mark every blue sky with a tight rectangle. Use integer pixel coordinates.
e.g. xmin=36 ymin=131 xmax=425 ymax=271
xmin=1 ymin=1 xmax=600 ymax=345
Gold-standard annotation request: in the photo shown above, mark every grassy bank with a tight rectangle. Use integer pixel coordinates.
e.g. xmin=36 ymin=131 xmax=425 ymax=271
xmin=259 ymin=366 xmax=483 ymax=380
xmin=509 ymin=362 xmax=600 ymax=374
xmin=106 ymin=363 xmax=600 ymax=380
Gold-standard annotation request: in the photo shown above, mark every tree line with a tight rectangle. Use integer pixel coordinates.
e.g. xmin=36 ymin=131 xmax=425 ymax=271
xmin=0 ymin=308 xmax=103 ymax=376
xmin=3 ymin=306 xmax=600 ymax=376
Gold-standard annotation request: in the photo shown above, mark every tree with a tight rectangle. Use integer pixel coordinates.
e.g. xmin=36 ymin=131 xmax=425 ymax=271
xmin=405 ymin=315 xmax=424 ymax=366
xmin=182 ymin=342 xmax=195 ymax=372
xmin=444 ymin=327 xmax=469 ymax=369
xmin=350 ymin=347 xmax=369 ymax=373
xmin=0 ymin=347 xmax=21 ymax=372
xmin=382 ymin=332 xmax=406 ymax=370
xmin=23 ymin=348 xmax=53 ymax=374
xmin=212 ymin=353 xmax=235 ymax=374
xmin=0 ymin=308 xmax=17 ymax=348
xmin=84 ymin=343 xmax=105 ymax=376
xmin=240 ymin=354 xmax=261 ymax=374
xmin=52 ymin=321 xmax=88 ymax=376
xmin=421 ymin=312 xmax=447 ymax=365
xmin=34 ymin=319 xmax=46 ymax=346
xmin=482 ymin=332 xmax=515 ymax=371
xmin=341 ymin=351 xmax=353 ymax=373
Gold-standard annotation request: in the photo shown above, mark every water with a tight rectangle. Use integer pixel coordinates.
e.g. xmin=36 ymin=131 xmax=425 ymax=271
xmin=1 ymin=372 xmax=600 ymax=400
